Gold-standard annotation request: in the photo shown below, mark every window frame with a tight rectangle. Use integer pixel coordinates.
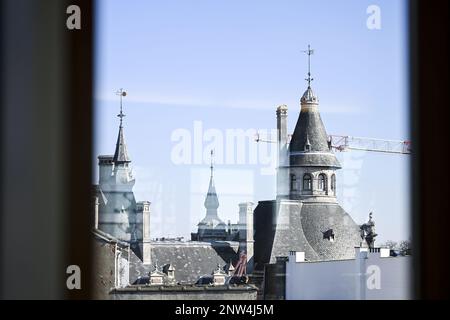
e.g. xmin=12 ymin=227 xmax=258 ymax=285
xmin=303 ymin=173 xmax=312 ymax=191
xmin=318 ymin=173 xmax=327 ymax=191
xmin=290 ymin=174 xmax=297 ymax=191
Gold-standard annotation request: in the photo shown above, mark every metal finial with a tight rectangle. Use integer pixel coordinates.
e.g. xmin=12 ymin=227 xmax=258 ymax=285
xmin=210 ymin=149 xmax=214 ymax=178
xmin=116 ymin=88 xmax=127 ymax=127
xmin=302 ymin=45 xmax=314 ymax=87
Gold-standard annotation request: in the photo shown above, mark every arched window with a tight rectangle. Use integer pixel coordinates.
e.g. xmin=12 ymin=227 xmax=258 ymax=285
xmin=331 ymin=174 xmax=336 ymax=195
xmin=303 ymin=174 xmax=312 ymax=191
xmin=318 ymin=173 xmax=327 ymax=191
xmin=290 ymin=174 xmax=297 ymax=191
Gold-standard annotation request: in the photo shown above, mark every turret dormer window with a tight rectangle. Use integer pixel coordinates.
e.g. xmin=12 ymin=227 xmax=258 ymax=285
xmin=290 ymin=174 xmax=297 ymax=191
xmin=331 ymin=174 xmax=336 ymax=195
xmin=303 ymin=174 xmax=312 ymax=191
xmin=304 ymin=135 xmax=311 ymax=152
xmin=318 ymin=173 xmax=327 ymax=191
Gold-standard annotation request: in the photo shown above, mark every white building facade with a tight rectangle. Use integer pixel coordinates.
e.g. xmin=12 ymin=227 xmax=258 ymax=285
xmin=286 ymin=248 xmax=412 ymax=300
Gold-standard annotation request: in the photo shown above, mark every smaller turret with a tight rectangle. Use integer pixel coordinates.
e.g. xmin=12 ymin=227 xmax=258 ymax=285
xmin=196 ymin=150 xmax=227 ymax=241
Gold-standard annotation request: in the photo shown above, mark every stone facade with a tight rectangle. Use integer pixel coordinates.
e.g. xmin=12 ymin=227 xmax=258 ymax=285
xmin=237 ymin=202 xmax=255 ymax=273
xmin=92 ymin=77 xmax=369 ymax=300
xmin=96 ymin=153 xmax=138 ymax=242
xmin=94 ymin=98 xmax=151 ymax=260
xmin=110 ymin=285 xmax=258 ymax=300
xmin=285 ymin=248 xmax=412 ymax=300
xmin=255 ymin=83 xmax=361 ymax=269
xmin=93 ymin=94 xmax=252 ymax=294
xmin=92 ymin=229 xmax=130 ymax=300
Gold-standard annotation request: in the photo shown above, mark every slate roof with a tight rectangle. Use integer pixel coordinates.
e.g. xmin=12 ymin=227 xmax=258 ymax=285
xmin=290 ymin=152 xmax=341 ymax=168
xmin=129 ymin=241 xmax=240 ymax=284
xmin=113 ymin=125 xmax=131 ymax=164
xmin=299 ymin=203 xmax=361 ymax=260
xmin=204 ymin=175 xmax=219 ymax=209
xmin=254 ymin=200 xmax=361 ymax=266
xmin=268 ymin=201 xmax=320 ymax=263
xmin=289 ymin=86 xmax=341 ymax=168
xmin=92 ymin=228 xmax=129 ymax=248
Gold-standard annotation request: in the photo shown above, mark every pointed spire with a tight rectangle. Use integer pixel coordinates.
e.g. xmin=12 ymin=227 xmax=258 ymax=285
xmin=204 ymin=150 xmax=219 ymax=209
xmin=113 ymin=89 xmax=131 ymax=164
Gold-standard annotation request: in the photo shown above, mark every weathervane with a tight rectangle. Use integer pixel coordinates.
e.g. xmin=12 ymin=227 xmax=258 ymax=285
xmin=116 ymin=88 xmax=127 ymax=127
xmin=302 ymin=45 xmax=314 ymax=87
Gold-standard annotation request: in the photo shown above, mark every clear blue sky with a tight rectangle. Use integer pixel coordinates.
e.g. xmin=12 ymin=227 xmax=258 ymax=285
xmin=94 ymin=0 xmax=410 ymax=243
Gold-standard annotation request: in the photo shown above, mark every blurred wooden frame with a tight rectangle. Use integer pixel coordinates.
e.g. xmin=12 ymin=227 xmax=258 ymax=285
xmin=66 ymin=0 xmax=94 ymax=299
xmin=0 ymin=0 xmax=93 ymax=299
xmin=410 ymin=0 xmax=449 ymax=299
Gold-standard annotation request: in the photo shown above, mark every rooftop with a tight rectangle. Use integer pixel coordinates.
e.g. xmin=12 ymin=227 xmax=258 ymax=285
xmin=111 ymin=284 xmax=258 ymax=293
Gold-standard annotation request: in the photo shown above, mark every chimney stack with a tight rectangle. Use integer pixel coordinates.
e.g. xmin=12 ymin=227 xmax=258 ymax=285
xmin=276 ymin=105 xmax=289 ymax=199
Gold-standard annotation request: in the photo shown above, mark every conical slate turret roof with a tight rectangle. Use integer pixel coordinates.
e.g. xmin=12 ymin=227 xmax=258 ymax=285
xmin=289 ymin=86 xmax=341 ymax=168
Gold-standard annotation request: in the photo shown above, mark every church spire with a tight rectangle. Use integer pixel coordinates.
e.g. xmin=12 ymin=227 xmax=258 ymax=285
xmin=204 ymin=150 xmax=219 ymax=210
xmin=196 ymin=152 xmax=227 ymax=241
xmin=113 ymin=88 xmax=131 ymax=164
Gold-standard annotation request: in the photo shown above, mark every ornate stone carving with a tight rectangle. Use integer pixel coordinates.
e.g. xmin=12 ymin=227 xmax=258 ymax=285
xmin=360 ymin=212 xmax=378 ymax=248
